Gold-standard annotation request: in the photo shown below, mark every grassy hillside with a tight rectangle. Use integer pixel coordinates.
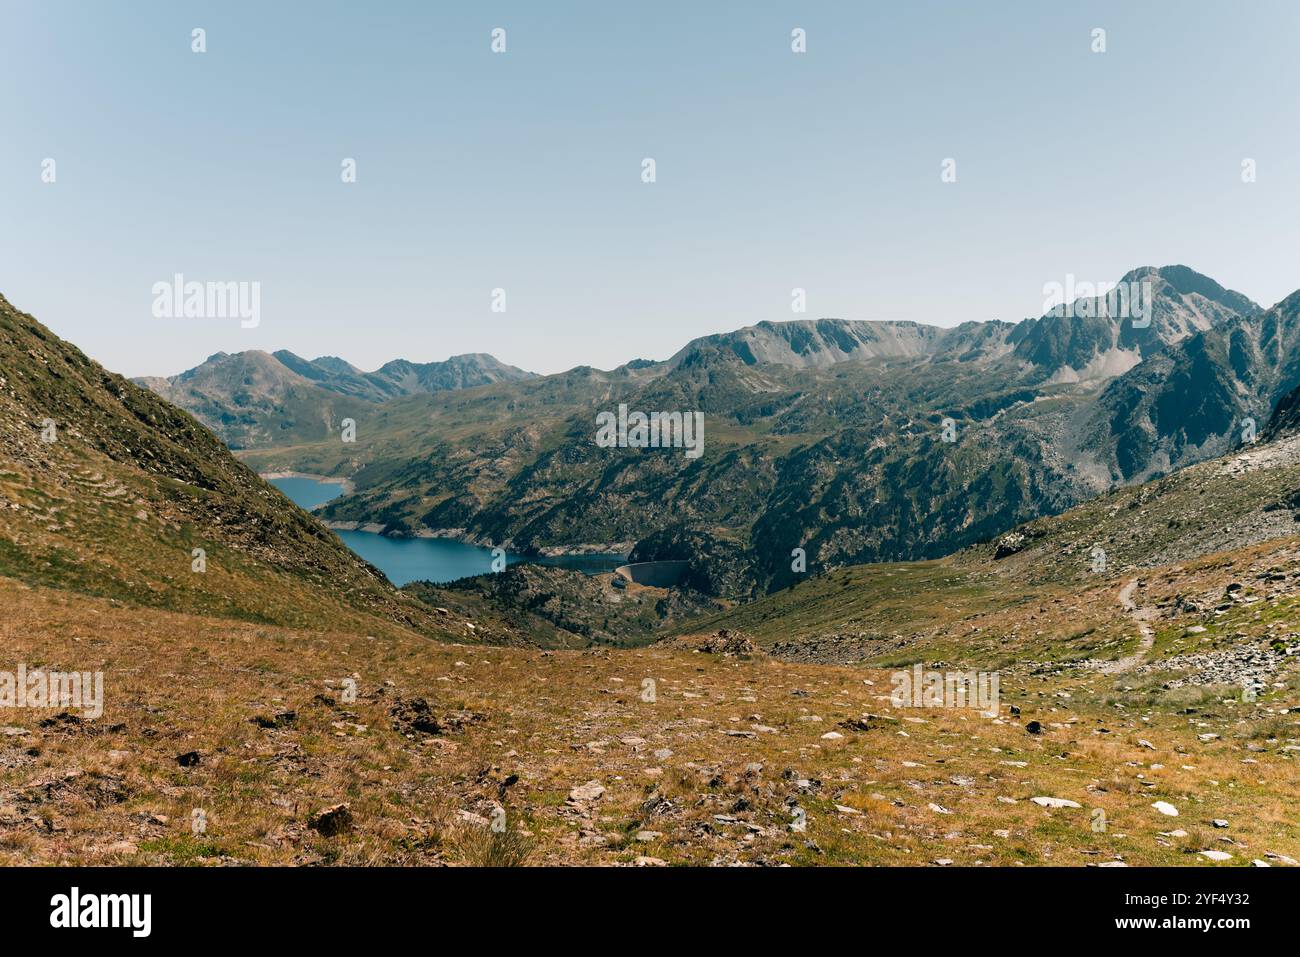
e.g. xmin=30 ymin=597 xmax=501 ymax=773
xmin=0 ymin=293 xmax=494 ymax=642
xmin=679 ymin=430 xmax=1300 ymax=668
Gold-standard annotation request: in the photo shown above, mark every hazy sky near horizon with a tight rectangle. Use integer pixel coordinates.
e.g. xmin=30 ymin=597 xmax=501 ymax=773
xmin=3 ymin=0 xmax=1299 ymax=378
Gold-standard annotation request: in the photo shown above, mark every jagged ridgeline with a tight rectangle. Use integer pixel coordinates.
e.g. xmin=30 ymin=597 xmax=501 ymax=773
xmin=219 ymin=266 xmax=1300 ymax=597
xmin=0 ymin=293 xmax=464 ymax=638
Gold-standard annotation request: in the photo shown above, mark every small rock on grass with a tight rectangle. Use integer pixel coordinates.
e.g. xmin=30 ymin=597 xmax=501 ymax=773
xmin=308 ymin=803 xmax=353 ymax=837
xmin=568 ymin=780 xmax=605 ymax=803
xmin=1031 ymin=797 xmax=1081 ymax=809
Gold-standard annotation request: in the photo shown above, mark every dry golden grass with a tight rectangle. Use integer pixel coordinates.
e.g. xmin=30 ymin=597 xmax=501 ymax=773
xmin=0 ymin=566 xmax=1296 ymax=867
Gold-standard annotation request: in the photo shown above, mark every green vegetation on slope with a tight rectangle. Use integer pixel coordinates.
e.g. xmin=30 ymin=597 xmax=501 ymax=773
xmin=0 ymin=293 xmax=474 ymax=641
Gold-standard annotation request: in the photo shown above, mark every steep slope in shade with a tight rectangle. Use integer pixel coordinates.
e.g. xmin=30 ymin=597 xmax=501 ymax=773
xmin=1265 ymin=379 xmax=1300 ymax=440
xmin=1076 ymin=287 xmax=1300 ymax=482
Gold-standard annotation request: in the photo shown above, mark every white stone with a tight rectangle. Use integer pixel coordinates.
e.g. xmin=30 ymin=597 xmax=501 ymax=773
xmin=1031 ymin=796 xmax=1081 ymax=809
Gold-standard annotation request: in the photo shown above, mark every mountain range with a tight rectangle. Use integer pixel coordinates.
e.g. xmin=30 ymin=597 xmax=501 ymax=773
xmin=155 ymin=265 xmax=1300 ymax=600
xmin=4 ymin=284 xmax=1300 ymax=867
xmin=134 ymin=349 xmax=536 ymax=449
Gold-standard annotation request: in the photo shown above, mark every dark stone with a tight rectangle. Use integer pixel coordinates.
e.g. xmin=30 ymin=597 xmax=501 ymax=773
xmin=251 ymin=710 xmax=297 ymax=729
xmin=308 ymin=803 xmax=353 ymax=837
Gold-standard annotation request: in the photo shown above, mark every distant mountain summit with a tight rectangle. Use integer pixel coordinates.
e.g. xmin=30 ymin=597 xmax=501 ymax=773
xmin=1010 ymin=265 xmax=1259 ymax=380
xmin=667 ymin=265 xmax=1258 ymax=383
xmin=135 ymin=349 xmax=537 ymax=447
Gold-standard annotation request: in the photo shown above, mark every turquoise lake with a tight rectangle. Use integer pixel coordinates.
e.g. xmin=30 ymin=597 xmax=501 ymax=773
xmin=268 ymin=476 xmax=624 ymax=586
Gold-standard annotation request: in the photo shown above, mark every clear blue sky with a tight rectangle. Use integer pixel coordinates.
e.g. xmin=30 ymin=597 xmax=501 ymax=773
xmin=2 ymin=0 xmax=1297 ymax=377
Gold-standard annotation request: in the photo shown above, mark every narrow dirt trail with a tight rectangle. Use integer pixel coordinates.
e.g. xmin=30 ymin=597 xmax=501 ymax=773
xmin=1096 ymin=578 xmax=1156 ymax=674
